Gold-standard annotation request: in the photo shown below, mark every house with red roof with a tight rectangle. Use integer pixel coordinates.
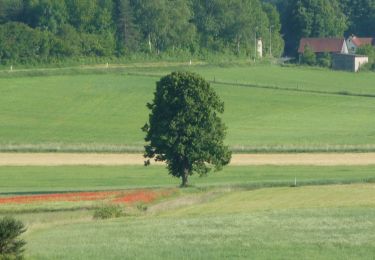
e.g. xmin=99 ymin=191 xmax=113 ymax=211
xmin=298 ymin=38 xmax=349 ymax=55
xmin=346 ymin=35 xmax=375 ymax=54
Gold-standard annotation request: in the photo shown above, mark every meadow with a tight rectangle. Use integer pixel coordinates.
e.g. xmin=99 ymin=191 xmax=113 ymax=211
xmin=1 ymin=63 xmax=375 ymax=259
xmin=1 ymin=165 xmax=375 ymax=194
xmin=0 ymin=63 xmax=375 ymax=152
xmin=0 ymin=165 xmax=374 ymax=259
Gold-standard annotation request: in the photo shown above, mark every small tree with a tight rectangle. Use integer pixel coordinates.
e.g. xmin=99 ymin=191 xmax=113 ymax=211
xmin=0 ymin=217 xmax=26 ymax=259
xmin=142 ymin=72 xmax=231 ymax=187
xmin=357 ymin=44 xmax=375 ymax=69
xmin=317 ymin=52 xmax=332 ymax=68
xmin=301 ymin=45 xmax=316 ymax=66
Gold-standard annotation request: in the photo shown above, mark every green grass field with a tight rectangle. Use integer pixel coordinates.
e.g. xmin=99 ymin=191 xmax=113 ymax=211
xmin=1 ymin=64 xmax=375 ymax=259
xmin=0 ymin=165 xmax=374 ymax=259
xmin=1 ymin=165 xmax=375 ymax=194
xmin=1 ymin=64 xmax=375 ymax=152
xmin=1 ymin=182 xmax=373 ymax=259
xmin=25 ymin=204 xmax=375 ymax=259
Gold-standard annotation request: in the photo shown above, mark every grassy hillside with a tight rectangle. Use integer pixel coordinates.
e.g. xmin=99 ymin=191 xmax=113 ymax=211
xmin=130 ymin=63 xmax=375 ymax=95
xmin=1 ymin=65 xmax=375 ymax=152
xmin=16 ymin=184 xmax=375 ymax=259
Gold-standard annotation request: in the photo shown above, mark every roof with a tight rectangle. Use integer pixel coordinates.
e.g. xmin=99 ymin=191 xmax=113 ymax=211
xmin=351 ymin=37 xmax=374 ymax=47
xmin=298 ymin=38 xmax=346 ymax=53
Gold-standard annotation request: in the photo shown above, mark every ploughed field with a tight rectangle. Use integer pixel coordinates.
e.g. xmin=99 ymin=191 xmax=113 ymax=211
xmin=0 ymin=64 xmax=375 ymax=152
xmin=0 ymin=165 xmax=374 ymax=259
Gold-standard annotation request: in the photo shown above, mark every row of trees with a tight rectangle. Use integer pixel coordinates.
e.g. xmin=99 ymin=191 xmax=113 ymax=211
xmin=0 ymin=0 xmax=284 ymax=64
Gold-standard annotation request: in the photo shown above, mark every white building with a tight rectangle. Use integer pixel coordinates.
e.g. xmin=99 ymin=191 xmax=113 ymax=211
xmin=332 ymin=53 xmax=369 ymax=72
xmin=346 ymin=35 xmax=374 ymax=54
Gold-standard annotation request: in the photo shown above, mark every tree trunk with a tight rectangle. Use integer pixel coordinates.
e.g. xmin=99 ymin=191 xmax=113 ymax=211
xmin=181 ymin=169 xmax=189 ymax=187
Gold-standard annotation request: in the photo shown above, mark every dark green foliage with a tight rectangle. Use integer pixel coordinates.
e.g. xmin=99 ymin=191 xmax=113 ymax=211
xmin=300 ymin=46 xmax=316 ymax=65
xmin=0 ymin=217 xmax=26 ymax=259
xmin=191 ymin=0 xmax=281 ymax=57
xmin=143 ymin=72 xmax=231 ymax=187
xmin=281 ymin=0 xmax=347 ymax=55
xmin=0 ymin=0 xmax=284 ymax=63
xmin=262 ymin=2 xmax=284 ymax=57
xmin=356 ymin=44 xmax=375 ymax=70
xmin=0 ymin=22 xmax=52 ymax=64
xmin=114 ymin=0 xmax=140 ymax=54
xmin=317 ymin=52 xmax=332 ymax=68
xmin=93 ymin=204 xmax=124 ymax=219
xmin=340 ymin=0 xmax=375 ymax=38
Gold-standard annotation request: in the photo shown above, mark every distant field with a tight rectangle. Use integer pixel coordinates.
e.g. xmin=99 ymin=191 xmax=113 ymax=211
xmin=1 ymin=165 xmax=374 ymax=194
xmin=0 ymin=64 xmax=374 ymax=152
xmin=131 ymin=63 xmax=375 ymax=95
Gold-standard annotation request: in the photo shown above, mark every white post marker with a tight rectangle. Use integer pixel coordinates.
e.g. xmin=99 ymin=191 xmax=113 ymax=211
xmin=106 ymin=63 xmax=109 ymax=68
xmin=10 ymin=65 xmax=13 ymax=71
xmin=189 ymin=60 xmax=192 ymax=66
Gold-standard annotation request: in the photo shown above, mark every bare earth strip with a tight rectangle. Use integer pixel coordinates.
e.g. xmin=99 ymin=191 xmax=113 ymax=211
xmin=0 ymin=153 xmax=375 ymax=166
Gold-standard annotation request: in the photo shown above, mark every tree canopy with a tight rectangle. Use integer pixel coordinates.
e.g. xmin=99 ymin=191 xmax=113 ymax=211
xmin=143 ymin=71 xmax=231 ymax=187
xmin=0 ymin=0 xmax=374 ymax=62
xmin=281 ymin=0 xmax=347 ymax=54
xmin=0 ymin=0 xmax=284 ymax=64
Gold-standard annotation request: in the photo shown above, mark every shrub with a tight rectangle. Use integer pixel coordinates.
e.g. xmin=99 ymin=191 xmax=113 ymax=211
xmin=317 ymin=52 xmax=332 ymax=68
xmin=93 ymin=204 xmax=124 ymax=220
xmin=0 ymin=217 xmax=26 ymax=259
xmin=136 ymin=203 xmax=148 ymax=212
xmin=301 ymin=45 xmax=316 ymax=66
xmin=357 ymin=44 xmax=375 ymax=71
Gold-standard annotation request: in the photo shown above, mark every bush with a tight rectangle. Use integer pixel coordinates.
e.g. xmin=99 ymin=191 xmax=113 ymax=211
xmin=357 ymin=44 xmax=375 ymax=71
xmin=93 ymin=204 xmax=124 ymax=220
xmin=136 ymin=203 xmax=148 ymax=212
xmin=317 ymin=52 xmax=332 ymax=68
xmin=301 ymin=45 xmax=316 ymax=65
xmin=0 ymin=217 xmax=26 ymax=259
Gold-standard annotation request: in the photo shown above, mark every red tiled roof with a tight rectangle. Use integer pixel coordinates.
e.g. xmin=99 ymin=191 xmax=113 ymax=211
xmin=351 ymin=37 xmax=374 ymax=47
xmin=298 ymin=38 xmax=345 ymax=53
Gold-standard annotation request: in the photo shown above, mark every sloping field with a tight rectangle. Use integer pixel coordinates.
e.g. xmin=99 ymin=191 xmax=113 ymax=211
xmin=0 ymin=65 xmax=375 ymax=152
xmin=17 ymin=184 xmax=375 ymax=259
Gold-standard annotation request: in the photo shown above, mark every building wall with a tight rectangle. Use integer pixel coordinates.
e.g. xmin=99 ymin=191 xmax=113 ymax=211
xmin=354 ymin=56 xmax=369 ymax=72
xmin=341 ymin=41 xmax=349 ymax=54
xmin=332 ymin=54 xmax=368 ymax=72
xmin=346 ymin=37 xmax=357 ymax=54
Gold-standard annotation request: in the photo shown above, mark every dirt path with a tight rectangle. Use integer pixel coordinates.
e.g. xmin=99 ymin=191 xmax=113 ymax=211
xmin=0 ymin=153 xmax=374 ymax=166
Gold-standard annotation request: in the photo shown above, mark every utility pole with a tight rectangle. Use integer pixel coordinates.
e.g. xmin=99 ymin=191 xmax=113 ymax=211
xmin=254 ymin=27 xmax=258 ymax=60
xmin=269 ymin=25 xmax=274 ymax=57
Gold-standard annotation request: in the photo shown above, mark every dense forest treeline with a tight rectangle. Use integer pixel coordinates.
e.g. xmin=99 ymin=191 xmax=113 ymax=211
xmin=0 ymin=0 xmax=284 ymax=64
xmin=0 ymin=0 xmax=374 ymax=64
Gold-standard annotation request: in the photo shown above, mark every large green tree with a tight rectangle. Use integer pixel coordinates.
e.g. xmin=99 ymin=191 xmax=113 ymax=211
xmin=262 ymin=2 xmax=284 ymax=57
xmin=282 ymin=0 xmax=347 ymax=54
xmin=340 ymin=0 xmax=375 ymax=37
xmin=143 ymin=72 xmax=231 ymax=187
xmin=192 ymin=0 xmax=283 ymax=57
xmin=130 ymin=0 xmax=195 ymax=53
xmin=114 ymin=0 xmax=139 ymax=54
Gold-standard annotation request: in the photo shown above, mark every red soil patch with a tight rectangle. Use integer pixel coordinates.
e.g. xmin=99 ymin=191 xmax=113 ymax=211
xmin=113 ymin=190 xmax=174 ymax=204
xmin=0 ymin=189 xmax=176 ymax=205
